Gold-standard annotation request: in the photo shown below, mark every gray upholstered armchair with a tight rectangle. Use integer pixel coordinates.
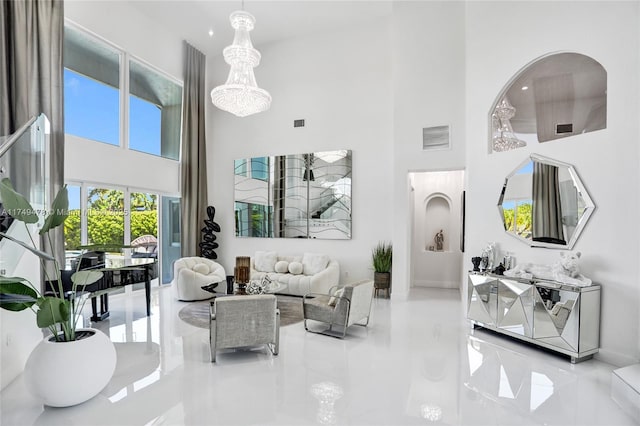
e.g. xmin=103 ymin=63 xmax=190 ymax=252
xmin=303 ymin=280 xmax=374 ymax=338
xmin=209 ymin=295 xmax=280 ymax=363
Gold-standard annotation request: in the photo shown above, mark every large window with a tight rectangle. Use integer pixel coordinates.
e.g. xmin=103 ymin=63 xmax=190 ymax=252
xmin=63 ymin=23 xmax=182 ymax=284
xmin=64 ymin=25 xmax=120 ymax=146
xmin=64 ymin=25 xmax=182 ymax=160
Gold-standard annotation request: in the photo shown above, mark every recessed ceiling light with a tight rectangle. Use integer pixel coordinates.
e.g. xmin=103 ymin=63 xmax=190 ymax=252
xmin=208 ymin=29 xmax=214 ymax=37
xmin=521 ymin=85 xmax=529 ymax=91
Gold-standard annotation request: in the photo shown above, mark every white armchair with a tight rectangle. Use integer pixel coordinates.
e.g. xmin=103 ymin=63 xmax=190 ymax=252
xmin=209 ymin=295 xmax=280 ymax=363
xmin=172 ymin=257 xmax=226 ymax=301
xmin=303 ymin=280 xmax=374 ymax=338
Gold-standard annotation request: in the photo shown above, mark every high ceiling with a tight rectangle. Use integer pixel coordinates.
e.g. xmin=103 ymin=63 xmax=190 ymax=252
xmin=128 ymin=1 xmax=393 ymax=57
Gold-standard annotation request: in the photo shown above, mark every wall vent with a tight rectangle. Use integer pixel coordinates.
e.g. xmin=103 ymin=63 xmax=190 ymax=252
xmin=294 ymin=119 xmax=305 ymax=128
xmin=422 ymin=125 xmax=450 ymax=150
xmin=556 ymin=123 xmax=573 ymax=134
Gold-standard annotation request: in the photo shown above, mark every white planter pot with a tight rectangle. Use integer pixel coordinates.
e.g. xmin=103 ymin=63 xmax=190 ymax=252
xmin=24 ymin=328 xmax=116 ymax=407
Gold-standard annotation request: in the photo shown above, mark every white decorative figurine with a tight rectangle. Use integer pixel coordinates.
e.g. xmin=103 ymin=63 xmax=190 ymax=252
xmin=503 ymin=251 xmax=592 ymax=287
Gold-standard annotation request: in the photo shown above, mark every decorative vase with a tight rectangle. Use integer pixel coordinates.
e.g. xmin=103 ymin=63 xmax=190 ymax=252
xmin=24 ymin=328 xmax=116 ymax=407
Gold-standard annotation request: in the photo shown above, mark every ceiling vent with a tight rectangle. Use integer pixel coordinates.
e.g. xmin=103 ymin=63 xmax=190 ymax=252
xmin=294 ymin=119 xmax=305 ymax=128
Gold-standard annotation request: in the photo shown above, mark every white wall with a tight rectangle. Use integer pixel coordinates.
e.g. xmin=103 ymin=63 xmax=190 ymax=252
xmin=207 ymin=19 xmax=394 ymax=285
xmin=391 ymin=1 xmax=467 ymax=298
xmin=410 ymin=170 xmax=464 ymax=288
xmin=65 ymin=135 xmax=180 ymax=195
xmin=464 ymin=1 xmax=640 ymax=366
xmin=0 ymin=231 xmax=45 ymax=390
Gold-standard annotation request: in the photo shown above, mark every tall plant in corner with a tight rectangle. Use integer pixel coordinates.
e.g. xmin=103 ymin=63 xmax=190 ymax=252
xmin=0 ymin=178 xmax=103 ymax=341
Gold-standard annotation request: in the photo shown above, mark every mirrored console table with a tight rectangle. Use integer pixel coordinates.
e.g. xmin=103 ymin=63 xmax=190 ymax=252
xmin=467 ymin=272 xmax=600 ymax=363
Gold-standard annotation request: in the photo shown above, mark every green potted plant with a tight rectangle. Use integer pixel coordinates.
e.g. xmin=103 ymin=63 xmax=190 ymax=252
xmin=0 ymin=178 xmax=116 ymax=407
xmin=372 ymin=241 xmax=392 ymax=297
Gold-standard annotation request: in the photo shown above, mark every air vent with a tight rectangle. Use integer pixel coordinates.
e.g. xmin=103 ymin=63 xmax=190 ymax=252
xmin=422 ymin=125 xmax=450 ymax=151
xmin=556 ymin=123 xmax=573 ymax=134
xmin=294 ymin=119 xmax=305 ymax=128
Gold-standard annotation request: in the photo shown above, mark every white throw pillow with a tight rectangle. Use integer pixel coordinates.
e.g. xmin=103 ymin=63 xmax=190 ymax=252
xmin=275 ymin=260 xmax=289 ymax=273
xmin=192 ymin=263 xmax=209 ymax=275
xmin=254 ymin=251 xmax=277 ymax=272
xmin=288 ymin=261 xmax=303 ymax=275
xmin=302 ymin=253 xmax=330 ymax=276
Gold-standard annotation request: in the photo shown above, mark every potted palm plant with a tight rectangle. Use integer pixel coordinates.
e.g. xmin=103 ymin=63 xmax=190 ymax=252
xmin=372 ymin=241 xmax=392 ymax=297
xmin=0 ymin=178 xmax=116 ymax=407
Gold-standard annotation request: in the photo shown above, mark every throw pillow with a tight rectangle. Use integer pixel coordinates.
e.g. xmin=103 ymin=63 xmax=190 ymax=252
xmin=288 ymin=261 xmax=303 ymax=275
xmin=302 ymin=253 xmax=330 ymax=276
xmin=328 ymin=288 xmax=345 ymax=307
xmin=192 ymin=263 xmax=210 ymax=275
xmin=275 ymin=260 xmax=289 ymax=273
xmin=254 ymin=251 xmax=277 ymax=272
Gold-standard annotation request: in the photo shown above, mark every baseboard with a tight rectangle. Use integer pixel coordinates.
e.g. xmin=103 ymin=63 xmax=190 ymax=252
xmin=595 ymin=348 xmax=640 ymax=368
xmin=611 ymin=364 xmax=640 ymax=420
xmin=413 ymin=280 xmax=459 ymax=289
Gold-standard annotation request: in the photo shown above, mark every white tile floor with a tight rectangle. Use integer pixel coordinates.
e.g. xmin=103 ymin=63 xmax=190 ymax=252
xmin=1 ymin=286 xmax=636 ymax=426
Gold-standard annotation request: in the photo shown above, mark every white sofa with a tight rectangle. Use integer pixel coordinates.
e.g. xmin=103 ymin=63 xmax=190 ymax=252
xmin=250 ymin=251 xmax=339 ymax=297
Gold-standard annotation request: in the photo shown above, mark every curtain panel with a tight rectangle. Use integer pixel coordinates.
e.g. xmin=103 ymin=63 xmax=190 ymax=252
xmin=0 ymin=0 xmax=65 ymax=269
xmin=532 ymin=162 xmax=565 ymax=245
xmin=180 ymin=42 xmax=208 ymax=257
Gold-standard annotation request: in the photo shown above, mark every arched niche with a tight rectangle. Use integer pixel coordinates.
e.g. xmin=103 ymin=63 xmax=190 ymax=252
xmin=489 ymin=52 xmax=607 ymax=153
xmin=424 ymin=193 xmax=452 ymax=252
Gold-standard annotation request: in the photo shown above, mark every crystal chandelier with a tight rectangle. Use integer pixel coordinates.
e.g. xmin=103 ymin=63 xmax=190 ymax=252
xmin=492 ymin=97 xmax=526 ymax=152
xmin=211 ymin=10 xmax=271 ymax=117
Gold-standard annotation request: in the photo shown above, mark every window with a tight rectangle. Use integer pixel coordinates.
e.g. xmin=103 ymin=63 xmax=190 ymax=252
xmin=129 ymin=96 xmax=161 ymax=156
xmin=64 ymin=26 xmax=120 ymax=145
xmin=64 ymin=184 xmax=82 ymax=251
xmin=130 ymin=192 xmax=158 ymax=257
xmin=129 ymin=60 xmax=182 ymax=160
xmin=63 ymin=24 xmax=182 ymax=285
xmin=63 ymin=25 xmax=182 ymax=160
xmin=86 ymin=187 xmax=125 ymax=248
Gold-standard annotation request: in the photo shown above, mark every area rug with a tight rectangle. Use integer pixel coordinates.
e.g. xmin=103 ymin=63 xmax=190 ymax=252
xmin=178 ymin=295 xmax=304 ymax=329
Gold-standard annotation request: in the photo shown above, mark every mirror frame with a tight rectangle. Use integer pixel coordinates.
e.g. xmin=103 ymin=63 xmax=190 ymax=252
xmin=497 ymin=154 xmax=596 ymax=249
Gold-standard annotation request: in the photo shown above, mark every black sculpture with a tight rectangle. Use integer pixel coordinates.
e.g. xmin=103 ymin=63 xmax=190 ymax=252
xmin=471 ymin=256 xmax=481 ymax=272
xmin=200 ymin=206 xmax=220 ymax=259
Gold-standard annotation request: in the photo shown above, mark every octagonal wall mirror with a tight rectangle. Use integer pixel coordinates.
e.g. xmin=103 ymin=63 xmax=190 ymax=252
xmin=490 ymin=52 xmax=607 ymax=153
xmin=498 ymin=154 xmax=595 ymax=249
xmin=234 ymin=150 xmax=352 ymax=239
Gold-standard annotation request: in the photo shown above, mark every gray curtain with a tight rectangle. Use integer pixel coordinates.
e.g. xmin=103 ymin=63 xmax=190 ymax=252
xmin=180 ymin=42 xmax=208 ymax=257
xmin=532 ymin=162 xmax=565 ymax=244
xmin=0 ymin=0 xmax=65 ymax=269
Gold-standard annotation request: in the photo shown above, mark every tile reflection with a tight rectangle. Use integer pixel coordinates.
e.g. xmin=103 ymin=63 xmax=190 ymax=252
xmin=463 ymin=335 xmax=573 ymax=422
xmin=310 ymin=381 xmax=344 ymax=425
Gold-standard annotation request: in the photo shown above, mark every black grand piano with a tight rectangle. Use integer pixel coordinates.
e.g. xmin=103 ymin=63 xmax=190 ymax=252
xmin=46 ymin=251 xmax=158 ymax=321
